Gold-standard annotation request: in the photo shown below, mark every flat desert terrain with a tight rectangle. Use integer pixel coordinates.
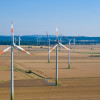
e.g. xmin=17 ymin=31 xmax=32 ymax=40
xmin=0 ymin=45 xmax=100 ymax=100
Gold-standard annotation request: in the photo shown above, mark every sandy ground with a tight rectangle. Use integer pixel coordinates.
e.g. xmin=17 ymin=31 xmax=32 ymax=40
xmin=0 ymin=45 xmax=100 ymax=100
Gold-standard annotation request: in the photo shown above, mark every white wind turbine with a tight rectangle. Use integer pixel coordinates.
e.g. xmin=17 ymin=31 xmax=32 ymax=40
xmin=73 ymin=36 xmax=79 ymax=53
xmin=19 ymin=34 xmax=21 ymax=46
xmin=46 ymin=32 xmax=51 ymax=63
xmin=49 ymin=26 xmax=70 ymax=86
xmin=15 ymin=37 xmax=17 ymax=44
xmin=0 ymin=21 xmax=32 ymax=100
xmin=61 ymin=34 xmax=73 ymax=69
xmin=35 ymin=37 xmax=39 ymax=46
xmin=59 ymin=37 xmax=62 ymax=51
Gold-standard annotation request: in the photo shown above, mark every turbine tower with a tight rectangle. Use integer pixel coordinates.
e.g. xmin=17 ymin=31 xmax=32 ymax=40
xmin=49 ymin=26 xmax=70 ymax=86
xmin=36 ymin=37 xmax=38 ymax=46
xmin=19 ymin=34 xmax=21 ymax=46
xmin=0 ymin=21 xmax=32 ymax=100
xmin=59 ymin=37 xmax=62 ymax=51
xmin=15 ymin=37 xmax=17 ymax=44
xmin=46 ymin=32 xmax=50 ymax=63
xmin=73 ymin=36 xmax=78 ymax=53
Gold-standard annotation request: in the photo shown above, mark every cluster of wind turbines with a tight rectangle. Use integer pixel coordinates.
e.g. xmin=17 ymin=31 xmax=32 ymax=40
xmin=47 ymin=28 xmax=79 ymax=86
xmin=0 ymin=21 xmax=76 ymax=100
xmin=35 ymin=36 xmax=41 ymax=46
xmin=13 ymin=35 xmax=21 ymax=46
xmin=48 ymin=26 xmax=70 ymax=86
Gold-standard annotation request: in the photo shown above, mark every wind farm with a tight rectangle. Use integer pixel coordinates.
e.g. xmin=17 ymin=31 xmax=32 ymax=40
xmin=0 ymin=22 xmax=100 ymax=100
xmin=0 ymin=0 xmax=100 ymax=100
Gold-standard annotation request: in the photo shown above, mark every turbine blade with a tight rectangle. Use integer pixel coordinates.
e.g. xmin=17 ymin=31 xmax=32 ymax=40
xmin=0 ymin=46 xmax=11 ymax=54
xmin=60 ymin=34 xmax=73 ymax=42
xmin=11 ymin=21 xmax=13 ymax=34
xmin=14 ymin=44 xmax=32 ymax=55
xmin=60 ymin=34 xmax=69 ymax=41
xmin=49 ymin=44 xmax=58 ymax=53
xmin=59 ymin=43 xmax=69 ymax=50
xmin=56 ymin=26 xmax=58 ymax=36
xmin=56 ymin=26 xmax=58 ymax=40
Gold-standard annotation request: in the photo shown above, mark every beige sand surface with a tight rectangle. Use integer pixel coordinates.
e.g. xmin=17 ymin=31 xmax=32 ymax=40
xmin=0 ymin=45 xmax=100 ymax=100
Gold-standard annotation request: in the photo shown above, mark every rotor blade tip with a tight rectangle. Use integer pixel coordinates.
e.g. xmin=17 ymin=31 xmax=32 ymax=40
xmin=11 ymin=20 xmax=13 ymax=24
xmin=0 ymin=51 xmax=4 ymax=54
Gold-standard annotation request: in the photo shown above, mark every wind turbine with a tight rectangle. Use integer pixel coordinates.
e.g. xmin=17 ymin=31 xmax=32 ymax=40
xmin=0 ymin=21 xmax=32 ymax=100
xmin=61 ymin=34 xmax=72 ymax=69
xmin=19 ymin=34 xmax=21 ymax=46
xmin=73 ymin=36 xmax=79 ymax=53
xmin=38 ymin=36 xmax=41 ymax=46
xmin=15 ymin=37 xmax=17 ymax=44
xmin=35 ymin=37 xmax=38 ymax=46
xmin=62 ymin=34 xmax=78 ymax=53
xmin=59 ymin=37 xmax=62 ymax=51
xmin=46 ymin=32 xmax=50 ymax=63
xmin=49 ymin=26 xmax=70 ymax=86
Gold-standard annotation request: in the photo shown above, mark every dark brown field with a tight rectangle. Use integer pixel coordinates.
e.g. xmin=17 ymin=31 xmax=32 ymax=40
xmin=0 ymin=45 xmax=100 ymax=100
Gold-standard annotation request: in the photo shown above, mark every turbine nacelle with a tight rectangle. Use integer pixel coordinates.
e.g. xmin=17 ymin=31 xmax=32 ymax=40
xmin=49 ymin=26 xmax=70 ymax=53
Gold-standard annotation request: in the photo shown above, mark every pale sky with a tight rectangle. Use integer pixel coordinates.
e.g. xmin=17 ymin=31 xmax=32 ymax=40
xmin=0 ymin=0 xmax=100 ymax=36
